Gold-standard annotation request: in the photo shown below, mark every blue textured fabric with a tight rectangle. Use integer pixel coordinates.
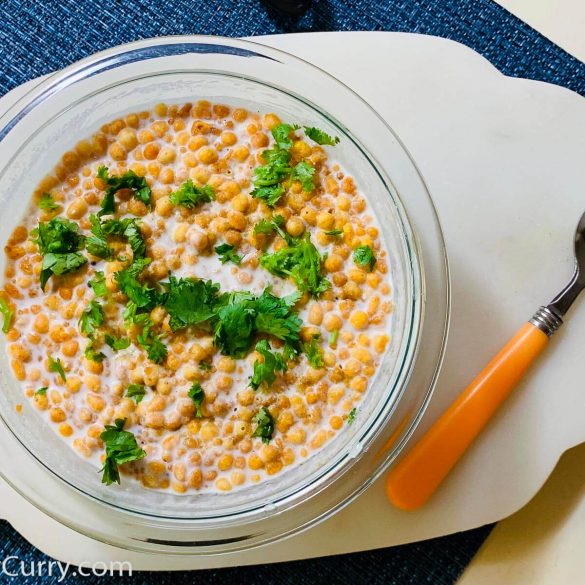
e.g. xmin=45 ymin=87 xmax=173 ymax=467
xmin=0 ymin=0 xmax=581 ymax=582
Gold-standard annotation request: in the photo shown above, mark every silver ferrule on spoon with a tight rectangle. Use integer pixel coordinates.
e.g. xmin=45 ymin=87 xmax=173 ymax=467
xmin=529 ymin=306 xmax=563 ymax=337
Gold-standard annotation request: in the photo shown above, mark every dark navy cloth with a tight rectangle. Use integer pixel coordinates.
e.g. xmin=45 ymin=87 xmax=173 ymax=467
xmin=1 ymin=0 xmax=582 ymax=582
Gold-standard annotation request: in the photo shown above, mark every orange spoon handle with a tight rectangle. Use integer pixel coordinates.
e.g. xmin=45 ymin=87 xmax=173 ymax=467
xmin=386 ymin=321 xmax=550 ymax=510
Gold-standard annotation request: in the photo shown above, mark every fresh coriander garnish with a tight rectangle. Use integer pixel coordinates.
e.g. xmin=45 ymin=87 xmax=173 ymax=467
xmin=31 ymin=217 xmax=87 ymax=290
xmin=163 ymin=276 xmax=221 ymax=331
xmin=105 ymin=334 xmax=131 ymax=351
xmin=329 ymin=329 xmax=339 ymax=348
xmin=87 ymin=215 xmax=146 ymax=261
xmin=48 ymin=355 xmax=67 ymax=382
xmin=38 ymin=192 xmax=59 ymax=211
xmin=253 ymin=215 xmax=293 ymax=245
xmin=251 ymin=148 xmax=291 ymax=206
xmin=252 ymin=407 xmax=275 ymax=444
xmin=0 ymin=296 xmax=13 ymax=334
xmin=291 ymin=161 xmax=316 ymax=192
xmin=35 ymin=387 xmax=48 ymax=396
xmin=136 ymin=321 xmax=167 ymax=364
xmin=347 ymin=407 xmax=357 ymax=425
xmin=198 ymin=361 xmax=212 ymax=371
xmin=271 ymin=123 xmax=299 ymax=150
xmin=169 ymin=179 xmax=215 ymax=208
xmin=86 ymin=215 xmax=115 ymax=260
xmin=324 ymin=229 xmax=343 ymax=237
xmin=260 ymin=233 xmax=330 ymax=296
xmin=100 ymin=418 xmax=146 ymax=486
xmin=126 ymin=384 xmax=147 ymax=404
xmin=353 ymin=245 xmax=377 ymax=272
xmin=253 ymin=288 xmax=302 ymax=345
xmin=302 ymin=335 xmax=324 ymax=368
xmin=214 ymin=243 xmax=242 ymax=265
xmin=79 ymin=299 xmax=105 ymax=337
xmin=115 ymin=258 xmax=158 ymax=311
xmin=84 ymin=342 xmax=106 ymax=363
xmin=188 ymin=382 xmax=205 ymax=418
xmin=89 ymin=271 xmax=108 ymax=298
xmin=250 ymin=339 xmax=287 ymax=391
xmin=304 ymin=126 xmax=340 ymax=146
xmin=97 ymin=166 xmax=151 ymax=216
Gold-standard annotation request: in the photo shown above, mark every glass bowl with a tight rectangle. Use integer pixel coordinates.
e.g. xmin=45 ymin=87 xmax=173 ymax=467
xmin=0 ymin=36 xmax=449 ymax=554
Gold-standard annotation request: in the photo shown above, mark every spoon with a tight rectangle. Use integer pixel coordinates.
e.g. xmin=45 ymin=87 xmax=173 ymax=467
xmin=386 ymin=210 xmax=585 ymax=510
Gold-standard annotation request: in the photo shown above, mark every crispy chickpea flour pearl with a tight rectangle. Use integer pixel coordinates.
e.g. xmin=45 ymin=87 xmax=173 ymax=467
xmin=2 ymin=102 xmax=393 ymax=494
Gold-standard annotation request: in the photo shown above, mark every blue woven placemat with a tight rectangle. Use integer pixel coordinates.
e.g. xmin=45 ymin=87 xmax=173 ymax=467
xmin=0 ymin=1 xmax=582 ymax=583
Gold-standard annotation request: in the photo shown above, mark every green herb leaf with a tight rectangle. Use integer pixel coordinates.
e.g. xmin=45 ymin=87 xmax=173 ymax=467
xmin=214 ymin=243 xmax=242 ymax=265
xmin=329 ymin=329 xmax=339 ymax=348
xmin=84 ymin=342 xmax=106 ymax=363
xmin=251 ymin=148 xmax=292 ymax=206
xmin=324 ymin=229 xmax=343 ymax=237
xmin=31 ymin=217 xmax=87 ymax=289
xmin=213 ymin=291 xmax=257 ymax=358
xmin=347 ymin=407 xmax=357 ymax=425
xmin=260 ymin=233 xmax=330 ymax=297
xmin=105 ymin=334 xmax=131 ymax=351
xmin=250 ymin=339 xmax=287 ymax=391
xmin=353 ymin=245 xmax=377 ymax=272
xmin=252 ymin=407 xmax=275 ymax=444
xmin=126 ymin=384 xmax=147 ymax=404
xmin=136 ymin=321 xmax=167 ymax=364
xmin=188 ymin=382 xmax=205 ymax=418
xmin=79 ymin=300 xmax=105 ymax=337
xmin=38 ymin=193 xmax=59 ymax=211
xmin=97 ymin=166 xmax=151 ymax=216
xmin=35 ymin=387 xmax=48 ymax=396
xmin=250 ymin=185 xmax=285 ymax=207
xmin=100 ymin=418 xmax=146 ymax=486
xmin=0 ymin=297 xmax=13 ymax=334
xmin=302 ymin=335 xmax=324 ymax=368
xmin=86 ymin=215 xmax=115 ymax=260
xmin=291 ymin=161 xmax=316 ymax=192
xmin=115 ymin=258 xmax=158 ymax=310
xmin=254 ymin=288 xmax=302 ymax=345
xmin=89 ymin=271 xmax=108 ymax=298
xmin=271 ymin=123 xmax=299 ymax=150
xmin=48 ymin=355 xmax=67 ymax=382
xmin=304 ymin=126 xmax=340 ymax=146
xmin=163 ymin=276 xmax=221 ymax=331
xmin=198 ymin=361 xmax=212 ymax=372
xmin=169 ymin=179 xmax=215 ymax=208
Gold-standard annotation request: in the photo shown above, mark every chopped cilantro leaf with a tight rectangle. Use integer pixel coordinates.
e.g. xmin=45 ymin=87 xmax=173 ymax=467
xmin=38 ymin=193 xmax=59 ymax=211
xmin=48 ymin=355 xmax=67 ymax=382
xmin=325 ymin=229 xmax=343 ymax=237
xmin=260 ymin=233 xmax=330 ymax=296
xmin=251 ymin=148 xmax=292 ymax=206
xmin=136 ymin=321 xmax=167 ymax=364
xmin=353 ymin=245 xmax=377 ymax=271
xmin=215 ymin=243 xmax=242 ymax=265
xmin=291 ymin=161 xmax=316 ymax=192
xmin=105 ymin=334 xmax=131 ymax=351
xmin=188 ymin=382 xmax=205 ymax=418
xmin=79 ymin=300 xmax=105 ymax=337
xmin=198 ymin=361 xmax=212 ymax=371
xmin=86 ymin=215 xmax=115 ymax=260
xmin=271 ymin=123 xmax=299 ymax=150
xmin=251 ymin=185 xmax=285 ymax=207
xmin=252 ymin=407 xmax=275 ymax=444
xmin=302 ymin=335 xmax=324 ymax=368
xmin=97 ymin=166 xmax=151 ymax=216
xmin=347 ymin=407 xmax=357 ymax=425
xmin=100 ymin=418 xmax=146 ymax=486
xmin=250 ymin=339 xmax=287 ymax=391
xmin=169 ymin=179 xmax=215 ymax=208
xmin=213 ymin=291 xmax=256 ymax=358
xmin=88 ymin=215 xmax=146 ymax=260
xmin=126 ymin=384 xmax=146 ymax=404
xmin=163 ymin=276 xmax=221 ymax=331
xmin=89 ymin=271 xmax=108 ymax=298
xmin=0 ymin=297 xmax=13 ymax=333
xmin=254 ymin=288 xmax=302 ymax=345
xmin=329 ymin=329 xmax=339 ymax=348
xmin=35 ymin=387 xmax=48 ymax=396
xmin=31 ymin=217 xmax=87 ymax=289
xmin=115 ymin=258 xmax=158 ymax=310
xmin=84 ymin=342 xmax=106 ymax=363
xmin=304 ymin=126 xmax=340 ymax=146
